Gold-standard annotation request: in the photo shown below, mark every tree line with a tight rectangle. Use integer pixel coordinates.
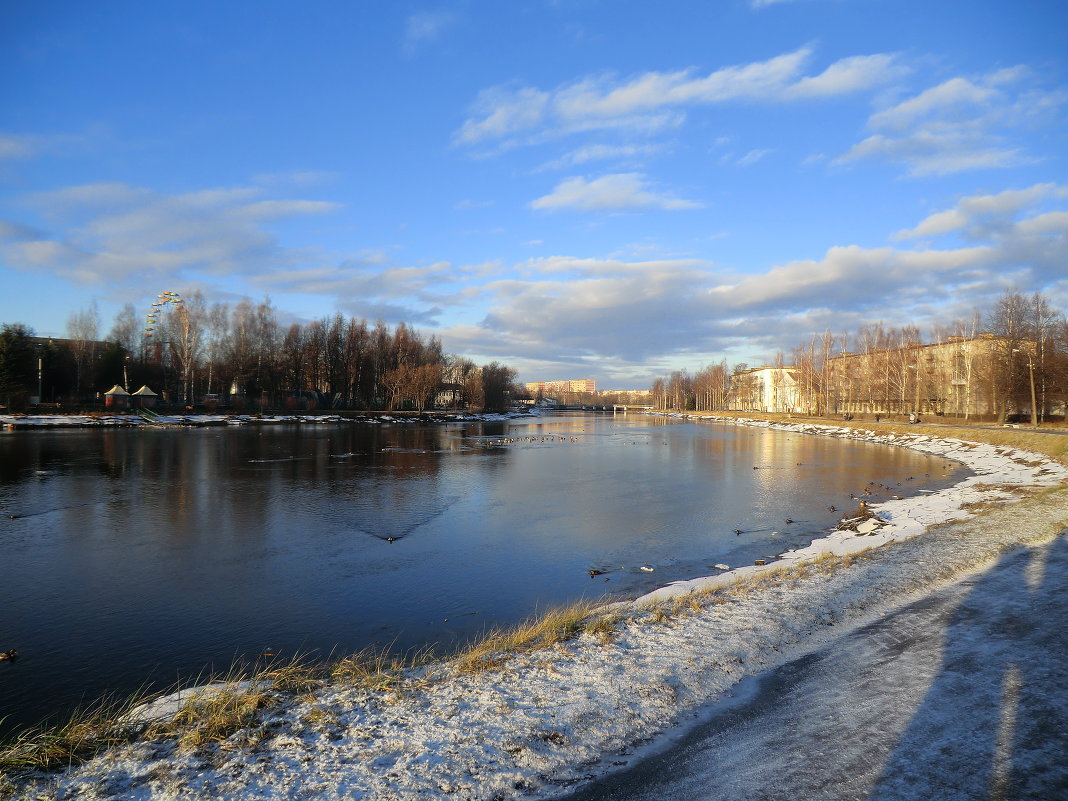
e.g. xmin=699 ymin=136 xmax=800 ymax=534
xmin=0 ymin=295 xmax=519 ymax=413
xmin=651 ymin=290 xmax=1068 ymax=423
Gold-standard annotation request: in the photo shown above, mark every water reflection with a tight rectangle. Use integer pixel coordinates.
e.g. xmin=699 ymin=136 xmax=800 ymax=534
xmin=0 ymin=415 xmax=963 ymax=736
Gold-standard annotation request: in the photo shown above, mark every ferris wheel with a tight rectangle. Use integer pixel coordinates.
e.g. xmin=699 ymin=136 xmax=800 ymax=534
xmin=143 ymin=290 xmax=184 ymax=339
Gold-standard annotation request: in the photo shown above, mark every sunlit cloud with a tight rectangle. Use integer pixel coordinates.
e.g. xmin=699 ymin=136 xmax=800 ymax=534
xmin=539 ymin=143 xmax=666 ymax=171
xmin=836 ymin=70 xmax=1065 ymax=175
xmin=436 ymin=185 xmax=1068 ymax=377
xmin=893 ymin=183 xmax=1068 ymax=240
xmin=456 ymin=47 xmax=903 ymax=148
xmin=530 ymin=173 xmax=702 ymax=212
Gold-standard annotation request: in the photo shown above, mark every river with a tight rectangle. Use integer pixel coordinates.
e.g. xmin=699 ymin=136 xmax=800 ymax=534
xmin=0 ymin=412 xmax=965 ymax=736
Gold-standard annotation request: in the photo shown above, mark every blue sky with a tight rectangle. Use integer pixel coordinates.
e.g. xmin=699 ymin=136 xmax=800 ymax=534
xmin=2 ymin=0 xmax=1066 ymax=387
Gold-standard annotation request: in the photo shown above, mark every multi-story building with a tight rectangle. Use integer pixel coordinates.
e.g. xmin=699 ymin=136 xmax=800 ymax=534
xmin=525 ymin=378 xmax=597 ymax=396
xmin=726 ymin=366 xmax=801 ymax=413
xmin=825 ymin=334 xmax=1039 ymax=419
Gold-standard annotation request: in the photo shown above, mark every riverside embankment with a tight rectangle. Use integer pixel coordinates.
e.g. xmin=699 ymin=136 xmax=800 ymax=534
xmin=3 ymin=417 xmax=1067 ymax=801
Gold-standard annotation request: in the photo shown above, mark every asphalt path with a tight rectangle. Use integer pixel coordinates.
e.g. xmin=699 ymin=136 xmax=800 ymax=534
xmin=557 ymin=533 xmax=1068 ymax=801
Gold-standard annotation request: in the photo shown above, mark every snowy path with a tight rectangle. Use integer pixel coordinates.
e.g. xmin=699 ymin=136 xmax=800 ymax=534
xmin=560 ymin=532 xmax=1068 ymax=801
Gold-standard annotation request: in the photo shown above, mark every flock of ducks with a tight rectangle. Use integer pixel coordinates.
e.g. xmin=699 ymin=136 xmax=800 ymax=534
xmin=602 ymin=470 xmax=947 ymax=577
xmin=485 ymin=435 xmax=581 ymax=446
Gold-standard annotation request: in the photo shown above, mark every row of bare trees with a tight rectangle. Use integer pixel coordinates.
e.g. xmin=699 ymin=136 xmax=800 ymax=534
xmin=650 ymin=291 xmax=1068 ymax=422
xmin=650 ymin=361 xmax=731 ymax=413
xmin=2 ymin=295 xmax=519 ymax=412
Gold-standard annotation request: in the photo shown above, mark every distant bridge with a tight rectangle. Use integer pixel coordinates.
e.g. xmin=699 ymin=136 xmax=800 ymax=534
xmin=542 ymin=402 xmax=654 ymax=412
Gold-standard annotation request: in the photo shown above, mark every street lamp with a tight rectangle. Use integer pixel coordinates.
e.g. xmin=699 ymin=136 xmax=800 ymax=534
xmin=1012 ymin=348 xmax=1038 ymax=426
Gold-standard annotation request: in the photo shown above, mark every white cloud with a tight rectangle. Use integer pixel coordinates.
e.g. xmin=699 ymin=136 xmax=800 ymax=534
xmin=437 ymin=185 xmax=1068 ymax=378
xmin=893 ymin=183 xmax=1067 ymax=240
xmin=404 ymin=10 xmax=454 ymax=51
xmin=839 ymin=132 xmax=1028 ymax=176
xmin=530 ymin=173 xmax=701 ymax=212
xmin=734 ymin=149 xmax=777 ymax=167
xmin=0 ymin=127 xmax=112 ymax=163
xmin=456 ymin=86 xmax=550 ymax=145
xmin=1 ymin=182 xmax=342 ymax=286
xmin=456 ymin=47 xmax=902 ymax=148
xmin=540 ymin=143 xmax=665 ymax=171
xmin=837 ymin=70 xmax=1065 ymax=176
xmin=785 ymin=54 xmax=903 ymax=99
xmin=868 ymin=77 xmax=996 ymax=132
xmin=0 ymin=135 xmax=34 ymax=160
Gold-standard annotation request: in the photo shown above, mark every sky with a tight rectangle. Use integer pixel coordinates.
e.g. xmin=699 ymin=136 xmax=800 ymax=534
xmin=1 ymin=0 xmax=1066 ymax=388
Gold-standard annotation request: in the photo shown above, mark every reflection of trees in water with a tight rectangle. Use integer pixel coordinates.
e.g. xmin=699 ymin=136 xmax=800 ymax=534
xmin=324 ymin=424 xmax=506 ymax=542
xmin=50 ymin=424 xmax=516 ymax=547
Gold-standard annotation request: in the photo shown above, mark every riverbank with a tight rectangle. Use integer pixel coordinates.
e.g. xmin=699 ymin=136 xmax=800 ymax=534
xmin=0 ymin=409 xmax=538 ymax=430
xmin=3 ymin=418 xmax=1067 ymax=800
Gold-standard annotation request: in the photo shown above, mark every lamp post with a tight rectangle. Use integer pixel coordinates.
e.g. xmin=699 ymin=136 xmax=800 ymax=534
xmin=36 ymin=345 xmax=42 ymax=405
xmin=1027 ymin=356 xmax=1038 ymax=426
xmin=1012 ymin=348 xmax=1038 ymax=426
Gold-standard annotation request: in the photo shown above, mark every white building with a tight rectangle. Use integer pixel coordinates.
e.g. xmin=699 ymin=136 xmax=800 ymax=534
xmin=727 ymin=367 xmax=801 ymax=413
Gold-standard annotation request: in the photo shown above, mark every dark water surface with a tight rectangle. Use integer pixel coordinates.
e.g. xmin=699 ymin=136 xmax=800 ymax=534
xmin=0 ymin=413 xmax=964 ymax=735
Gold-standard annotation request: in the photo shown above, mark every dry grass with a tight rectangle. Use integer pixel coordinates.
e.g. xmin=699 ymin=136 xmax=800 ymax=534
xmin=1 ymin=604 xmax=624 ymax=779
xmin=0 ymin=657 xmax=314 ymax=774
xmin=0 ymin=693 xmax=146 ymax=774
xmin=329 ymin=645 xmax=435 ymax=694
xmin=454 ymin=600 xmax=600 ymax=673
xmin=585 ymin=612 xmax=622 ymax=645
xmin=144 ymin=681 xmax=274 ymax=751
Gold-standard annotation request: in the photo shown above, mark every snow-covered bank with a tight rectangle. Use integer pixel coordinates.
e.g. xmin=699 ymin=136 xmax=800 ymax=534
xmin=0 ymin=409 xmax=540 ymax=430
xmin=628 ymin=413 xmax=1068 ymax=606
xmin=5 ymin=421 xmax=1068 ymax=801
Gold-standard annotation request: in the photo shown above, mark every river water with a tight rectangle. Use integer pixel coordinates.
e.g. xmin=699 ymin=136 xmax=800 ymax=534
xmin=0 ymin=412 xmax=964 ymax=736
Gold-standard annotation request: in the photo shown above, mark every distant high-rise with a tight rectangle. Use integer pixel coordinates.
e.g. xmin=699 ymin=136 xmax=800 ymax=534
xmin=525 ymin=379 xmax=596 ymax=395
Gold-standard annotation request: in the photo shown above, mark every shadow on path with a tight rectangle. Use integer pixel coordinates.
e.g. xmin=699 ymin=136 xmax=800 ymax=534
xmin=557 ymin=534 xmax=1068 ymax=801
xmin=870 ymin=533 xmax=1068 ymax=800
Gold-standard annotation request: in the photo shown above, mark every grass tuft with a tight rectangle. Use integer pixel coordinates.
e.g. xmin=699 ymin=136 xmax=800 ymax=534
xmin=329 ymin=645 xmax=430 ymax=692
xmin=454 ymin=600 xmax=598 ymax=674
xmin=584 ymin=612 xmax=621 ymax=645
xmin=145 ymin=681 xmax=273 ymax=751
xmin=0 ymin=692 xmax=148 ymax=774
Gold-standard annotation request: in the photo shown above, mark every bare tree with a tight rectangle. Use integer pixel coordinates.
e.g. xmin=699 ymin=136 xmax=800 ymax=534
xmin=66 ymin=300 xmax=100 ymax=399
xmin=987 ymin=290 xmax=1031 ymax=422
xmin=108 ymin=303 xmax=140 ymax=359
xmin=203 ymin=302 xmax=230 ymax=396
xmin=410 ymin=362 xmax=441 ymax=412
xmin=163 ymin=291 xmax=206 ymax=405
